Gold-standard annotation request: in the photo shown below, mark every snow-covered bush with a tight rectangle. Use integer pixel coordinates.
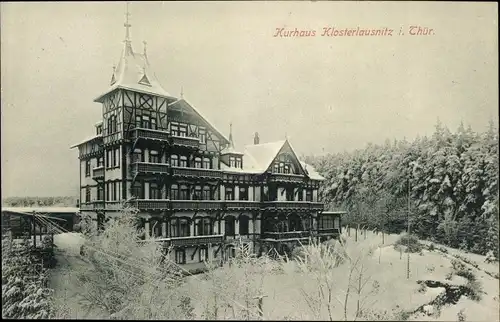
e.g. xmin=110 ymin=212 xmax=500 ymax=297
xmin=2 ymin=237 xmax=54 ymax=319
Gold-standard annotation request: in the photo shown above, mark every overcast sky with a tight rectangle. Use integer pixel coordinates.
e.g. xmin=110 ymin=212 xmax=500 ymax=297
xmin=1 ymin=1 xmax=498 ymax=198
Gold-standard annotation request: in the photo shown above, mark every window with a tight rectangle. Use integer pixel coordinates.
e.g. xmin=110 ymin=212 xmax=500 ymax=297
xmin=149 ymin=150 xmax=159 ymax=163
xmin=286 ymin=187 xmax=294 ymax=201
xmin=196 ymin=217 xmax=212 ymax=236
xmin=175 ymin=249 xmax=186 ymax=264
xmin=273 ymin=163 xmax=279 ymax=173
xmin=199 ymin=128 xmax=206 ymax=143
xmin=239 ymin=215 xmax=249 ymax=235
xmin=199 ymin=247 xmax=208 ymax=262
xmin=193 ymin=186 xmax=202 ymax=200
xmin=96 ymin=125 xmax=102 ymax=135
xmin=85 ymin=187 xmax=91 ymax=202
xmin=225 ymin=216 xmax=236 ymax=236
xmin=135 ymin=116 xmax=142 ymax=128
xmin=97 ymin=185 xmax=104 ymax=201
xmin=113 ymin=148 xmax=120 ymax=167
xmin=179 ymin=124 xmax=188 ymax=137
xmin=132 ymin=182 xmax=144 ymax=199
xmin=202 ymin=186 xmax=211 ymax=200
xmin=150 ymin=183 xmax=160 ymax=199
xmin=235 ymin=157 xmax=242 ymax=169
xmin=179 ymin=218 xmax=190 ymax=237
xmin=142 ymin=115 xmax=150 ymax=129
xmin=225 ymin=187 xmax=234 ymax=201
xmin=107 ymin=115 xmax=117 ymax=134
xmin=229 ymin=156 xmax=236 ymax=168
xmin=284 ymin=164 xmax=290 ymax=174
xmin=97 ymin=157 xmax=104 ymax=168
xmin=179 ymin=156 xmax=188 ymax=168
xmin=113 ymin=181 xmax=118 ymax=201
xmin=306 ymin=189 xmax=313 ymax=202
xmin=239 ymin=186 xmax=248 ymax=201
xmin=151 ymin=118 xmax=157 ymax=130
xmin=298 ymin=188 xmax=304 ymax=201
xmin=106 ymin=183 xmax=110 ymax=201
xmin=279 ymin=162 xmax=285 ymax=173
xmin=320 ymin=216 xmax=334 ymax=229
xmin=170 ymin=123 xmax=179 ymax=136
xmin=179 ymin=185 xmax=189 ymax=200
xmin=85 ymin=161 xmax=91 ymax=177
xmin=194 ymin=157 xmax=202 ymax=168
xmin=203 ymin=157 xmax=211 ymax=169
xmin=170 ymin=184 xmax=179 ymax=200
xmin=170 ymin=155 xmax=179 ymax=167
xmin=170 ymin=218 xmax=179 ymax=237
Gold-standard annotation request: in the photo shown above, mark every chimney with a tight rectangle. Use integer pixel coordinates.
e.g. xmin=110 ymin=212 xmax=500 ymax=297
xmin=254 ymin=132 xmax=260 ymax=145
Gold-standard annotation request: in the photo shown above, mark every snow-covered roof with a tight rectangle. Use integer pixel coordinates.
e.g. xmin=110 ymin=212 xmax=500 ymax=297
xmin=2 ymin=207 xmax=80 ymax=214
xmin=300 ymin=161 xmax=326 ymax=181
xmin=219 ymin=139 xmax=325 ymax=181
xmin=243 ymin=140 xmax=286 ymax=172
xmin=94 ymin=42 xmax=175 ymax=103
xmin=70 ymin=134 xmax=102 ymax=149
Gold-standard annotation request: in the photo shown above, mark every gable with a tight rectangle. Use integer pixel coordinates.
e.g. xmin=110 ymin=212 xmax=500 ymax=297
xmin=168 ymin=99 xmax=230 ymax=145
xmin=266 ymin=140 xmax=307 ymax=175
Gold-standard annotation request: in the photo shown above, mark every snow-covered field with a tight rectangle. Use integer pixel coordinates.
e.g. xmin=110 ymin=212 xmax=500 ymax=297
xmin=48 ymin=230 xmax=499 ymax=320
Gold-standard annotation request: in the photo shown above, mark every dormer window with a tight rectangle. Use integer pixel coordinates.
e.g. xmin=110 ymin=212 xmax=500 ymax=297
xmin=199 ymin=128 xmax=206 ymax=143
xmin=229 ymin=156 xmax=236 ymax=168
xmin=284 ymin=164 xmax=290 ymax=174
xmin=138 ymin=73 xmax=151 ymax=87
xmin=235 ymin=157 xmax=242 ymax=169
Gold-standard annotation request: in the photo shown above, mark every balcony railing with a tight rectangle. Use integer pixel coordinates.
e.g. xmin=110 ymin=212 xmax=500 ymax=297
xmin=131 ymin=128 xmax=170 ymax=142
xmin=171 ymin=135 xmax=199 ymax=149
xmin=132 ymin=162 xmax=170 ymax=175
xmin=269 ymin=174 xmax=305 ymax=184
xmin=133 ymin=199 xmax=170 ymax=210
xmin=171 ymin=200 xmax=224 ymax=211
xmin=80 ymin=201 xmax=105 ymax=211
xmin=310 ymin=202 xmax=325 ymax=211
xmin=171 ymin=166 xmax=223 ymax=179
xmin=262 ymin=201 xmax=312 ymax=211
xmin=225 ymin=200 xmax=261 ymax=210
xmin=317 ymin=228 xmax=340 ymax=235
xmin=92 ymin=166 xmax=104 ymax=180
xmin=262 ymin=231 xmax=313 ymax=240
xmin=169 ymin=235 xmax=224 ymax=247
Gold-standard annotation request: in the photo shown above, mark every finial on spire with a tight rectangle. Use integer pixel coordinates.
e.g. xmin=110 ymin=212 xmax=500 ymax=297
xmin=143 ymin=40 xmax=147 ymax=55
xmin=124 ymin=1 xmax=132 ymax=42
xmin=180 ymin=86 xmax=184 ymax=99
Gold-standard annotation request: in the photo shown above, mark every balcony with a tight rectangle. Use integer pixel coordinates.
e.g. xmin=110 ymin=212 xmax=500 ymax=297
xmin=225 ymin=200 xmax=261 ymax=211
xmin=317 ymin=228 xmax=340 ymax=235
xmin=262 ymin=201 xmax=312 ymax=211
xmin=171 ymin=135 xmax=199 ymax=149
xmin=269 ymin=173 xmax=305 ymax=184
xmin=92 ymin=166 xmax=104 ymax=180
xmin=133 ymin=199 xmax=170 ymax=210
xmin=262 ymin=231 xmax=313 ymax=240
xmin=310 ymin=202 xmax=325 ymax=211
xmin=130 ymin=128 xmax=170 ymax=142
xmin=169 ymin=235 xmax=224 ymax=247
xmin=131 ymin=162 xmax=170 ymax=175
xmin=80 ymin=201 xmax=105 ymax=211
xmin=171 ymin=200 xmax=224 ymax=211
xmin=171 ymin=166 xmax=223 ymax=180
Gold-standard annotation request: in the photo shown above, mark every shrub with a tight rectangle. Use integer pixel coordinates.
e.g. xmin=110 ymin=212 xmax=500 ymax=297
xmin=428 ymin=243 xmax=436 ymax=251
xmin=464 ymin=279 xmax=483 ymax=302
xmin=450 ymin=259 xmax=476 ymax=281
xmin=457 ymin=309 xmax=466 ymax=321
xmin=394 ymin=234 xmax=423 ymax=253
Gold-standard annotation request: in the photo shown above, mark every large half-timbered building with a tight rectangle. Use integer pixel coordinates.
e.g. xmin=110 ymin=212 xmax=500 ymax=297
xmin=71 ymin=8 xmax=342 ymax=269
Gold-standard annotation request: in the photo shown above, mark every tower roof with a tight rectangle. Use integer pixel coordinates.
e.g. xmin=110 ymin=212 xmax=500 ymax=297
xmin=94 ymin=3 xmax=174 ymax=103
xmin=221 ymin=123 xmax=243 ymax=155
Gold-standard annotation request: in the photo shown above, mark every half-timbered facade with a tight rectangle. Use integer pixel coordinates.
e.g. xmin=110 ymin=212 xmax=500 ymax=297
xmin=71 ymin=9 xmax=340 ymax=269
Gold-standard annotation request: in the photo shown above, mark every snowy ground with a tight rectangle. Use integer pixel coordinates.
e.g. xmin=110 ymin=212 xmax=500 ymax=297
xmin=48 ymin=231 xmax=499 ymax=320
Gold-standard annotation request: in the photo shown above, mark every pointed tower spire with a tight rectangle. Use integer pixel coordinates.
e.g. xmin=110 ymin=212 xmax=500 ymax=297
xmin=229 ymin=122 xmax=235 ymax=148
xmin=143 ymin=40 xmax=147 ymax=56
xmin=110 ymin=65 xmax=116 ymax=85
xmin=124 ymin=2 xmax=132 ymax=42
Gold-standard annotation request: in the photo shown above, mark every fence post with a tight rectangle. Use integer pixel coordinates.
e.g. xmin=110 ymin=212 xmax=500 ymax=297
xmin=253 ymin=294 xmax=267 ymax=320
